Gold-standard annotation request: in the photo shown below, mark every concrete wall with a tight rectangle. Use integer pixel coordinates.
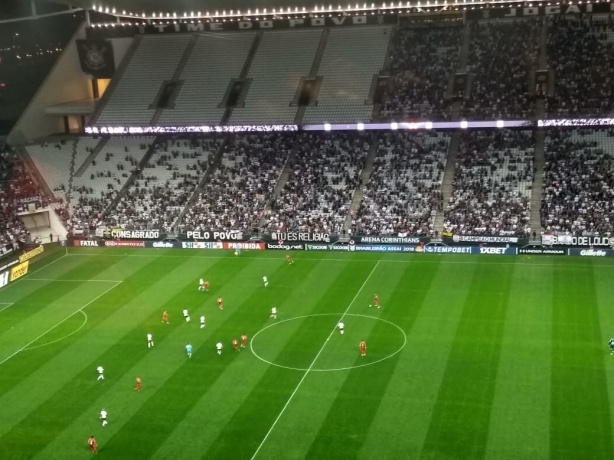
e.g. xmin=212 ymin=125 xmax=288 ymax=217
xmin=8 ymin=22 xmax=92 ymax=144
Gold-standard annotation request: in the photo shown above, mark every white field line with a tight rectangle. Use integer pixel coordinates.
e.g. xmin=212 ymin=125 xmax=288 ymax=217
xmin=0 ymin=281 xmax=122 ymax=366
xmin=23 ymin=311 xmax=88 ymax=351
xmin=23 ymin=279 xmax=123 ymax=282
xmin=249 ymin=260 xmax=381 ymax=460
xmin=64 ymin=252 xmax=614 ymax=269
xmin=0 ymin=303 xmax=14 ymax=313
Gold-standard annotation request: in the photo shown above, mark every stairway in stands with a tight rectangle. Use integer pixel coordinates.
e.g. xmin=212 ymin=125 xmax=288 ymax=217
xmin=257 ymin=144 xmax=298 ymax=228
xmin=529 ymin=129 xmax=546 ymax=242
xmin=342 ymin=132 xmax=379 ymax=235
xmin=171 ymin=136 xmax=229 ymax=233
xmin=433 ymin=131 xmax=461 ymax=234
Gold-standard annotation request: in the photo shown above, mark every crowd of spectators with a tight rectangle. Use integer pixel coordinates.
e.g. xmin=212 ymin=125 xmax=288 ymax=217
xmin=443 ymin=130 xmax=534 ymax=236
xmin=351 ymin=132 xmax=448 ymax=236
xmin=106 ymin=137 xmax=220 ymax=231
xmin=541 ymin=129 xmax=614 ymax=235
xmin=264 ymin=132 xmax=370 ymax=234
xmin=181 ymin=134 xmax=292 ymax=232
xmin=379 ymin=24 xmax=461 ymax=121
xmin=546 ymin=16 xmax=614 ymax=117
xmin=463 ymin=19 xmax=540 ymax=120
xmin=0 ymin=143 xmax=40 ymax=250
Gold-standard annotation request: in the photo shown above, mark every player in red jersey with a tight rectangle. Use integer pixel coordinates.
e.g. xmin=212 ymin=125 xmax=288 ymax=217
xmin=217 ymin=296 xmax=223 ymax=310
xmin=285 ymin=254 xmax=294 ymax=265
xmin=232 ymin=338 xmax=239 ymax=351
xmin=359 ymin=340 xmax=367 ymax=357
xmin=204 ymin=280 xmax=210 ymax=291
xmin=162 ymin=310 xmax=169 ymax=324
xmin=135 ymin=376 xmax=142 ymax=392
xmin=241 ymin=333 xmax=248 ymax=348
xmin=373 ymin=294 xmax=380 ymax=309
xmin=88 ymin=435 xmax=97 ymax=454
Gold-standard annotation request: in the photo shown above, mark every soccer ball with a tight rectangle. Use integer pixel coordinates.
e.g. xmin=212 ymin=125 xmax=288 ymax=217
xmin=234 ymin=251 xmax=238 ymax=256
xmin=369 ymin=304 xmax=372 ymax=307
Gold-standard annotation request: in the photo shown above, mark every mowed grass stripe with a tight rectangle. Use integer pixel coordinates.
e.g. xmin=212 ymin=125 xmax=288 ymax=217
xmin=485 ymin=262 xmax=553 ymax=460
xmin=201 ymin=261 xmax=379 ymax=460
xmin=151 ymin=258 xmax=352 ymax=460
xmin=283 ymin=259 xmax=442 ymax=460
xmin=33 ymin=254 xmax=265 ymax=460
xmin=0 ymin=253 xmax=209 ymax=458
xmin=357 ymin=257 xmax=478 ymax=459
xmin=0 ymin=254 xmax=121 ymax=336
xmin=419 ymin=259 xmax=515 ymax=460
xmin=98 ymin=257 xmax=324 ymax=459
xmin=592 ymin=261 xmax=614 ymax=445
xmin=0 ymin=255 xmax=153 ymax=398
xmin=550 ymin=261 xmax=613 ymax=460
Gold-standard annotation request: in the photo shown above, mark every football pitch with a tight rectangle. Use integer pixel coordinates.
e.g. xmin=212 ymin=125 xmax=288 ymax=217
xmin=1 ymin=247 xmax=614 ymax=460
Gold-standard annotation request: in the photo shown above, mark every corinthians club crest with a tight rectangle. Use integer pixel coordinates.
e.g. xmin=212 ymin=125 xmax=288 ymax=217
xmin=77 ymin=39 xmax=115 ymax=78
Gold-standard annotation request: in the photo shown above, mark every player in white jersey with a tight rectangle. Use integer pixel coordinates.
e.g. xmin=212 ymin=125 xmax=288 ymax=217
xmin=97 ymin=365 xmax=105 ymax=381
xmin=147 ymin=333 xmax=154 ymax=348
xmin=183 ymin=308 xmax=190 ymax=322
xmin=270 ymin=306 xmax=277 ymax=320
xmin=338 ymin=322 xmax=344 ymax=335
xmin=263 ymin=276 xmax=268 ymax=287
xmin=100 ymin=409 xmax=108 ymax=427
xmin=200 ymin=315 xmax=205 ymax=329
xmin=198 ymin=278 xmax=205 ymax=291
xmin=216 ymin=342 xmax=223 ymax=355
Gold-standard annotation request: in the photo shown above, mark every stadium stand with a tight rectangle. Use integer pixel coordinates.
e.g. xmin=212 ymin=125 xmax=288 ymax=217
xmin=109 ymin=137 xmax=222 ymax=231
xmin=303 ymin=27 xmax=391 ymax=123
xmin=70 ymin=137 xmax=153 ymax=227
xmin=546 ymin=16 xmax=614 ymax=117
xmin=463 ymin=19 xmax=540 ymax=120
xmin=443 ymin=130 xmax=534 ymax=236
xmin=96 ymin=35 xmax=192 ymax=125
xmin=379 ymin=25 xmax=461 ymax=121
xmin=265 ymin=132 xmax=370 ymax=234
xmin=231 ymin=30 xmax=322 ymax=124
xmin=0 ymin=144 xmax=42 ymax=247
xmin=351 ymin=131 xmax=449 ymax=236
xmin=159 ymin=32 xmax=256 ymax=125
xmin=541 ymin=128 xmax=614 ymax=235
xmin=180 ymin=133 xmax=292 ymax=232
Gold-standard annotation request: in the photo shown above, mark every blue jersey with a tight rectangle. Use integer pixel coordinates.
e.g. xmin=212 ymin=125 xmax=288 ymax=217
xmin=186 ymin=345 xmax=193 ymax=353
xmin=609 ymin=339 xmax=614 ymax=348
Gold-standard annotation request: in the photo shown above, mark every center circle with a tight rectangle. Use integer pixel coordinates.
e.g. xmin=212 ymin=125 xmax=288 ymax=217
xmin=250 ymin=313 xmax=407 ymax=372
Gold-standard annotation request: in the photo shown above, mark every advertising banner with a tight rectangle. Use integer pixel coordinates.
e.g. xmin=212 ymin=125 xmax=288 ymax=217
xmin=305 ymin=244 xmax=331 ymax=251
xmin=104 ymin=240 xmax=145 ymax=248
xmin=568 ymin=248 xmax=614 ymax=257
xmin=444 ymin=235 xmax=522 ymax=245
xmin=104 ymin=229 xmax=163 ymax=240
xmin=518 ymin=248 xmax=566 ymax=255
xmin=10 ymin=261 xmax=29 ymax=281
xmin=183 ymin=230 xmax=245 ymax=241
xmin=422 ymin=246 xmax=473 ymax=254
xmin=474 ymin=247 xmax=518 ymax=255
xmin=75 ymin=240 xmax=100 ymax=247
xmin=466 ymin=3 xmax=610 ymax=20
xmin=349 ymin=245 xmax=418 ymax=253
xmin=223 ymin=242 xmax=265 ymax=250
xmin=0 ymin=269 xmax=9 ymax=289
xmin=541 ymin=234 xmax=611 ymax=247
xmin=265 ymin=243 xmax=305 ymax=250
xmin=351 ymin=235 xmax=429 ymax=244
xmin=268 ymin=232 xmax=334 ymax=243
xmin=19 ymin=245 xmax=44 ymax=263
xmin=180 ymin=241 xmax=224 ymax=249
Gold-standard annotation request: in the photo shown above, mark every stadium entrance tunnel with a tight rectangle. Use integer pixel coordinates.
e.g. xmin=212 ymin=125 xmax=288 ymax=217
xmin=250 ymin=313 xmax=406 ymax=372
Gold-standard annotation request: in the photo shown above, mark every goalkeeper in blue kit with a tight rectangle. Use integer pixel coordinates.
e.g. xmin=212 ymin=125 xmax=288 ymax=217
xmin=610 ymin=338 xmax=614 ymax=355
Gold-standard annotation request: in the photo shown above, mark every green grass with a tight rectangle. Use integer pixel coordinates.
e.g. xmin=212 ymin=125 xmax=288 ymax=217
xmin=0 ymin=247 xmax=613 ymax=459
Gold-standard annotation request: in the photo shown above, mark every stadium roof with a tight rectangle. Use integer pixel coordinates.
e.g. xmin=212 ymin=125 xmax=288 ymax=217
xmin=58 ymin=0 xmax=502 ymax=18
